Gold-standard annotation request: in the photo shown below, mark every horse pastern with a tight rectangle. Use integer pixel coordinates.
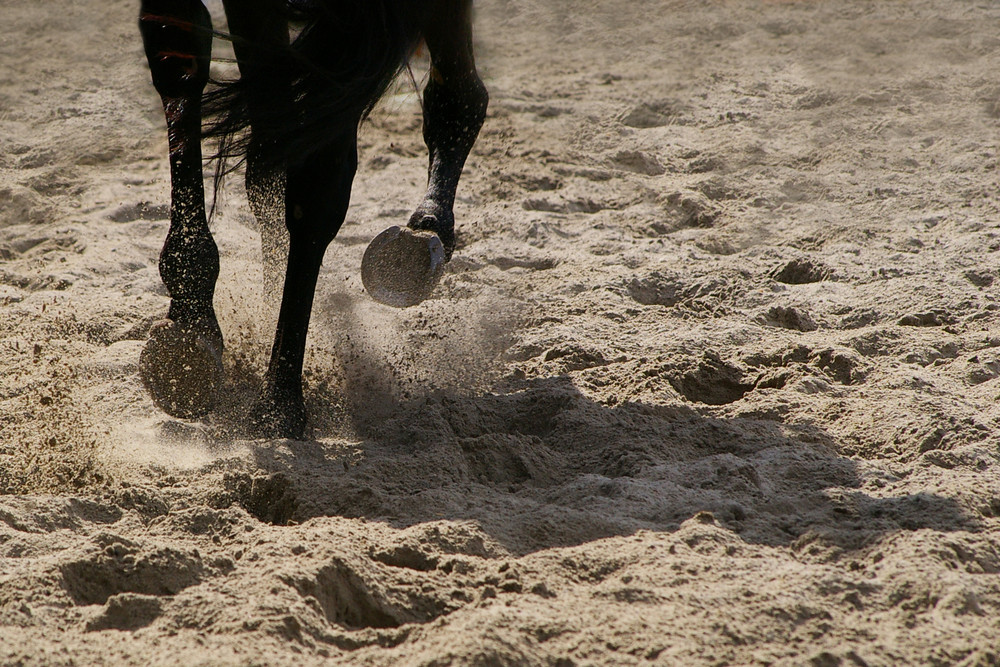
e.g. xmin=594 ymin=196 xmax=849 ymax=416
xmin=408 ymin=212 xmax=455 ymax=261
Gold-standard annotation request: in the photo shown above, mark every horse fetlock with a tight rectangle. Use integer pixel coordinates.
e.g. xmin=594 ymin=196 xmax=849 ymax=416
xmin=159 ymin=233 xmax=220 ymax=300
xmin=408 ymin=205 xmax=456 ymax=259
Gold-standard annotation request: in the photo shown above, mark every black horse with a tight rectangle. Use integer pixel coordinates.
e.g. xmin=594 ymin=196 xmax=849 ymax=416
xmin=137 ymin=0 xmax=488 ymax=438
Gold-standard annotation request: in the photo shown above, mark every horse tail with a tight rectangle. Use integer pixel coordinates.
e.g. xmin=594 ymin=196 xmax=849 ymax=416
xmin=203 ymin=0 xmax=430 ymax=171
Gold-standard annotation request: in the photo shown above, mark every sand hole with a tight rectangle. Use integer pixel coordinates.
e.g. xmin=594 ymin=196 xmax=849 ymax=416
xmin=771 ymin=258 xmax=832 ymax=285
xmin=60 ymin=538 xmax=203 ymax=606
xmin=84 ymin=593 xmax=163 ymax=632
xmin=667 ymin=352 xmax=753 ymax=406
xmin=279 ymin=556 xmax=456 ymax=630
xmin=221 ymin=472 xmax=298 ymax=526
xmin=370 ymin=545 xmax=439 ymax=572
xmin=283 ymin=561 xmax=401 ymax=628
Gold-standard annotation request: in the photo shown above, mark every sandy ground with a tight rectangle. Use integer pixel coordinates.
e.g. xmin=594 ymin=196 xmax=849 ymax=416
xmin=2 ymin=0 xmax=1000 ymax=664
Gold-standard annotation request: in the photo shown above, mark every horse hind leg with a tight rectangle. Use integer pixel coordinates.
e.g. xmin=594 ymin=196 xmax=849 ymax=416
xmin=138 ymin=0 xmax=225 ymax=419
xmin=246 ymin=165 xmax=288 ymax=305
xmin=361 ymin=0 xmax=488 ymax=307
xmin=220 ymin=0 xmax=290 ymax=306
xmin=410 ymin=0 xmax=489 ymax=255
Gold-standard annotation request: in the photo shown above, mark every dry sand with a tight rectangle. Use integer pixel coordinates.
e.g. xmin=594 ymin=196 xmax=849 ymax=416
xmin=2 ymin=0 xmax=1000 ymax=664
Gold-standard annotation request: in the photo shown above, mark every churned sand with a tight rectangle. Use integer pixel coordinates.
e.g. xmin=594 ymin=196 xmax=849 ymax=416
xmin=2 ymin=1 xmax=999 ymax=664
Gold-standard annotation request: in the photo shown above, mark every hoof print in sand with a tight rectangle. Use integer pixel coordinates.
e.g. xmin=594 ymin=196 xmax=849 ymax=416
xmin=221 ymin=473 xmax=298 ymax=526
xmin=522 ymin=196 xmax=606 ymax=214
xmin=279 ymin=555 xmax=458 ymax=630
xmin=763 ymin=305 xmax=819 ymax=332
xmin=85 ymin=593 xmax=163 ymax=632
xmin=60 ymin=537 xmax=203 ymax=606
xmin=662 ymin=190 xmax=719 ymax=228
xmin=541 ymin=344 xmax=609 ymax=372
xmin=107 ymin=201 xmax=169 ymax=223
xmin=459 ymin=433 xmax=561 ymax=488
xmin=610 ymin=150 xmax=666 ymax=176
xmin=810 ymin=347 xmax=868 ymax=385
xmin=666 ymin=352 xmax=753 ymax=406
xmin=371 ymin=545 xmax=440 ymax=572
xmin=897 ymin=310 xmax=957 ymax=327
xmin=279 ymin=561 xmax=404 ymax=629
xmin=627 ymin=271 xmax=682 ymax=306
xmin=619 ymin=100 xmax=685 ymax=129
xmin=771 ymin=257 xmax=833 ymax=285
xmin=964 ymin=269 xmax=996 ymax=288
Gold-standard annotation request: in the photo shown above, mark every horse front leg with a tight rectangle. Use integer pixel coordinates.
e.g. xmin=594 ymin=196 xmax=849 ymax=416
xmin=138 ymin=0 xmax=224 ymax=418
xmin=361 ymin=0 xmax=488 ymax=307
xmin=252 ymin=134 xmax=359 ymax=439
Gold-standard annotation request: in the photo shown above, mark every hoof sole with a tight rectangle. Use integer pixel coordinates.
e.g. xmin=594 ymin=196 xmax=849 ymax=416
xmin=361 ymin=225 xmax=445 ymax=308
xmin=139 ymin=320 xmax=223 ymax=419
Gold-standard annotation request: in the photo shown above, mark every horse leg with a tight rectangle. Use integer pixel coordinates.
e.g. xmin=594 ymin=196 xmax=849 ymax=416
xmin=409 ymin=0 xmax=488 ymax=257
xmin=246 ymin=164 xmax=288 ymax=304
xmin=220 ymin=0 xmax=289 ymax=304
xmin=138 ymin=0 xmax=224 ymax=419
xmin=253 ymin=133 xmax=359 ymax=438
xmin=361 ymin=0 xmax=487 ymax=307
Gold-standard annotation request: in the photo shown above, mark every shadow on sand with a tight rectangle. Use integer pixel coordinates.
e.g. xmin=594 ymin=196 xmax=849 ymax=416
xmin=202 ymin=365 xmax=980 ymax=557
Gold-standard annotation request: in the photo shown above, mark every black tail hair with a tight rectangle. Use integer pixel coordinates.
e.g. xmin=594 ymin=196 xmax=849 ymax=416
xmin=203 ymin=0 xmax=431 ymax=172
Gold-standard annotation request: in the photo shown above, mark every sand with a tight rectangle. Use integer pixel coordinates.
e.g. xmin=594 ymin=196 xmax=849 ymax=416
xmin=2 ymin=0 xmax=1000 ymax=664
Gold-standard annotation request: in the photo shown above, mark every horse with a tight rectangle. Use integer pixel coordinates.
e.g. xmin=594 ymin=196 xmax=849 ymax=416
xmin=136 ymin=0 xmax=488 ymax=439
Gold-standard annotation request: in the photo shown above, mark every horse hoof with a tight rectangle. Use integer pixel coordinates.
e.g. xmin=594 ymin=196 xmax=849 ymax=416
xmin=361 ymin=225 xmax=445 ymax=308
xmin=139 ymin=320 xmax=223 ymax=419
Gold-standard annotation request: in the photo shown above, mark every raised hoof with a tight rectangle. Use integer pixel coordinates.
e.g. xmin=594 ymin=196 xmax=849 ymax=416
xmin=139 ymin=320 xmax=223 ymax=419
xmin=361 ymin=225 xmax=445 ymax=308
xmin=249 ymin=395 xmax=307 ymax=440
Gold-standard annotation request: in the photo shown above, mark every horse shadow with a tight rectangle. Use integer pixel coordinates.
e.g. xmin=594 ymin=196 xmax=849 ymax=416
xmin=209 ymin=361 xmax=981 ymax=557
